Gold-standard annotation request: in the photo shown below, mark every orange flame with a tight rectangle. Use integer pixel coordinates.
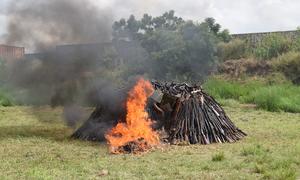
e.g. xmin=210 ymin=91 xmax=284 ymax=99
xmin=105 ymin=78 xmax=159 ymax=153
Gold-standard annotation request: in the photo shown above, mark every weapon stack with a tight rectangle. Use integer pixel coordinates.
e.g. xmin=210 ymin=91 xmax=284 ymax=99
xmin=151 ymin=81 xmax=246 ymax=144
xmin=71 ymin=81 xmax=247 ymax=146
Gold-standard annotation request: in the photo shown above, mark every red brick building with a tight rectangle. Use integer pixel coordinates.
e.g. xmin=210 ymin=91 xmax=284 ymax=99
xmin=0 ymin=44 xmax=25 ymax=59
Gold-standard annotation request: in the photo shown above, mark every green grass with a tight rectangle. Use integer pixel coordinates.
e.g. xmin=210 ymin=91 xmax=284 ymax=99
xmin=0 ymin=106 xmax=300 ymax=179
xmin=203 ymin=78 xmax=300 ymax=113
xmin=203 ymin=77 xmax=263 ymax=100
xmin=211 ymin=152 xmax=225 ymax=162
xmin=241 ymin=85 xmax=300 ymax=113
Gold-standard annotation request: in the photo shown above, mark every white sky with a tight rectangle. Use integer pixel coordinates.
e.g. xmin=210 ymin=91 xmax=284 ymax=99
xmin=0 ymin=0 xmax=300 ymax=38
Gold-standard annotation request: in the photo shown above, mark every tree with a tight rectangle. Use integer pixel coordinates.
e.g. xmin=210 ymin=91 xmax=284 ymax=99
xmin=112 ymin=11 xmax=222 ymax=83
xmin=203 ymin=17 xmax=231 ymax=42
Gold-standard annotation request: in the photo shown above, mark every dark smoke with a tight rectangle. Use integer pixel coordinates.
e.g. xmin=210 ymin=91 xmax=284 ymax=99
xmin=4 ymin=0 xmax=139 ymax=128
xmin=6 ymin=0 xmax=112 ymax=51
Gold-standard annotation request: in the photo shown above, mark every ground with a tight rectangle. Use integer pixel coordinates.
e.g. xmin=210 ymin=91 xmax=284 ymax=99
xmin=0 ymin=105 xmax=300 ymax=180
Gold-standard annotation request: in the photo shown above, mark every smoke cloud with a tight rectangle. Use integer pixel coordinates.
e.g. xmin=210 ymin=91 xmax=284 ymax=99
xmin=5 ymin=0 xmax=112 ymax=52
xmin=3 ymin=0 xmax=133 ymax=129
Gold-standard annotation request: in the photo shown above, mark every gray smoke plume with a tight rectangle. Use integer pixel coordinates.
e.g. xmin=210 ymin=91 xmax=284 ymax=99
xmin=4 ymin=0 xmax=136 ymax=129
xmin=6 ymin=0 xmax=112 ymax=52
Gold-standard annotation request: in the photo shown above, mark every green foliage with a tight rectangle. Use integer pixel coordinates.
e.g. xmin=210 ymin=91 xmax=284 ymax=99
xmin=204 ymin=77 xmax=300 ymax=113
xmin=218 ymin=29 xmax=232 ymax=43
xmin=112 ymin=11 xmax=222 ymax=82
xmin=204 ymin=18 xmax=232 ymax=42
xmin=272 ymin=51 xmax=300 ymax=83
xmin=163 ymin=21 xmax=217 ymax=82
xmin=217 ymin=39 xmax=248 ymax=61
xmin=211 ymin=152 xmax=225 ymax=162
xmin=0 ymin=90 xmax=14 ymax=107
xmin=253 ymin=34 xmax=292 ymax=60
xmin=203 ymin=77 xmax=262 ymax=100
xmin=241 ymin=85 xmax=300 ymax=113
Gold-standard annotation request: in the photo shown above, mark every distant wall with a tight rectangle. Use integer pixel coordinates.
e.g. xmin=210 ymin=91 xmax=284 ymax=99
xmin=0 ymin=44 xmax=25 ymax=59
xmin=232 ymin=30 xmax=299 ymax=45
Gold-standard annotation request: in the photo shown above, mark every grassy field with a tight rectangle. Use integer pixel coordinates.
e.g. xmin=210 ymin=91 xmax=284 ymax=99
xmin=203 ymin=77 xmax=300 ymax=113
xmin=0 ymin=106 xmax=300 ymax=179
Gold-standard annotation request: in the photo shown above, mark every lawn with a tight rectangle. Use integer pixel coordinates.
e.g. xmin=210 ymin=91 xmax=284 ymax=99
xmin=0 ymin=106 xmax=300 ymax=179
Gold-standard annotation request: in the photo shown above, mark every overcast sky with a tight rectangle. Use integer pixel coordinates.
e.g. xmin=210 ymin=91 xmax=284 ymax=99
xmin=0 ymin=0 xmax=300 ymax=37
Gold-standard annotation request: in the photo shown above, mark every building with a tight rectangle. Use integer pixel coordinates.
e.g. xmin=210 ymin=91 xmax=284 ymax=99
xmin=0 ymin=44 xmax=25 ymax=59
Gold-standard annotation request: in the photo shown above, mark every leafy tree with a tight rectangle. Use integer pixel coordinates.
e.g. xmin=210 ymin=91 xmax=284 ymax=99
xmin=205 ymin=17 xmax=221 ymax=34
xmin=203 ymin=17 xmax=231 ymax=42
xmin=112 ymin=11 xmax=224 ymax=83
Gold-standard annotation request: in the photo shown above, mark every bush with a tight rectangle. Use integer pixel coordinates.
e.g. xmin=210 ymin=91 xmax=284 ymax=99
xmin=253 ymin=34 xmax=292 ymax=60
xmin=0 ymin=90 xmax=14 ymax=107
xmin=217 ymin=39 xmax=248 ymax=61
xmin=218 ymin=58 xmax=272 ymax=77
xmin=272 ymin=51 xmax=300 ymax=84
xmin=212 ymin=152 xmax=225 ymax=162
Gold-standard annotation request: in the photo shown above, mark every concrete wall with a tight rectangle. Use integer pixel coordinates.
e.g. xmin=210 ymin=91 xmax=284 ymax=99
xmin=231 ymin=30 xmax=299 ymax=45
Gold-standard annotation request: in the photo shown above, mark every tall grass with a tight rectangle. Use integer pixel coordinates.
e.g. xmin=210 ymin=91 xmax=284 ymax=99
xmin=241 ymin=85 xmax=300 ymax=113
xmin=203 ymin=78 xmax=300 ymax=113
xmin=203 ymin=78 xmax=262 ymax=100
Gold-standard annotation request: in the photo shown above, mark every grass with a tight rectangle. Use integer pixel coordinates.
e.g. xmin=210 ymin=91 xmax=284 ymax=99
xmin=203 ymin=77 xmax=300 ymax=113
xmin=0 ymin=106 xmax=300 ymax=179
xmin=241 ymin=85 xmax=300 ymax=113
xmin=211 ymin=152 xmax=225 ymax=162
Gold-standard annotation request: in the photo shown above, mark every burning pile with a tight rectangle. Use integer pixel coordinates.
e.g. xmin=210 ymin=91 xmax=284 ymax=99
xmin=72 ymin=79 xmax=246 ymax=153
xmin=105 ymin=79 xmax=159 ymax=154
xmin=150 ymin=81 xmax=247 ymax=144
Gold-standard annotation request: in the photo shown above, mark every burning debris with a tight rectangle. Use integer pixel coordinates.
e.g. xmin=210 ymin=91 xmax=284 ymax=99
xmin=72 ymin=79 xmax=246 ymax=153
xmin=105 ymin=78 xmax=159 ymax=154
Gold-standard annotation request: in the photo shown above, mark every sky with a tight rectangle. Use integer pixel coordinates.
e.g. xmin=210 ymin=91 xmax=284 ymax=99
xmin=0 ymin=0 xmax=300 ymax=38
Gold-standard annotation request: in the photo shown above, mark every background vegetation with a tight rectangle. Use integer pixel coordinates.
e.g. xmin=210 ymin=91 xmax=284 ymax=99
xmin=112 ymin=11 xmax=230 ymax=82
xmin=203 ymin=77 xmax=300 ymax=113
xmin=0 ymin=10 xmax=299 ymax=113
xmin=0 ymin=10 xmax=300 ymax=179
xmin=215 ymin=28 xmax=300 ymax=113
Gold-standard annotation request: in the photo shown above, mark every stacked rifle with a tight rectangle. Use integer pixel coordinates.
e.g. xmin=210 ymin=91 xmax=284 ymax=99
xmin=151 ymin=81 xmax=246 ymax=144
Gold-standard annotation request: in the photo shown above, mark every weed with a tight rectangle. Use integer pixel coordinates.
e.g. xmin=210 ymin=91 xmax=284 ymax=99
xmin=212 ymin=152 xmax=225 ymax=162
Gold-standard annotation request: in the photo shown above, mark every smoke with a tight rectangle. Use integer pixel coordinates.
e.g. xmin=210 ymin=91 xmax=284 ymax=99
xmin=3 ymin=0 xmax=216 ymax=135
xmin=5 ymin=0 xmax=112 ymax=52
xmin=3 ymin=0 xmax=136 ymax=129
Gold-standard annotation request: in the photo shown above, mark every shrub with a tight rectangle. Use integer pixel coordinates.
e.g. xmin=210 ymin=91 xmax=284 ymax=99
xmin=218 ymin=58 xmax=272 ymax=77
xmin=212 ymin=152 xmax=225 ymax=162
xmin=217 ymin=39 xmax=248 ymax=61
xmin=253 ymin=34 xmax=292 ymax=60
xmin=272 ymin=51 xmax=300 ymax=84
xmin=0 ymin=90 xmax=14 ymax=107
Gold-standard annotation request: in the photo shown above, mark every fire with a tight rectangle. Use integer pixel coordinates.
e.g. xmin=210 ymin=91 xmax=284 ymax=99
xmin=105 ymin=78 xmax=159 ymax=153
